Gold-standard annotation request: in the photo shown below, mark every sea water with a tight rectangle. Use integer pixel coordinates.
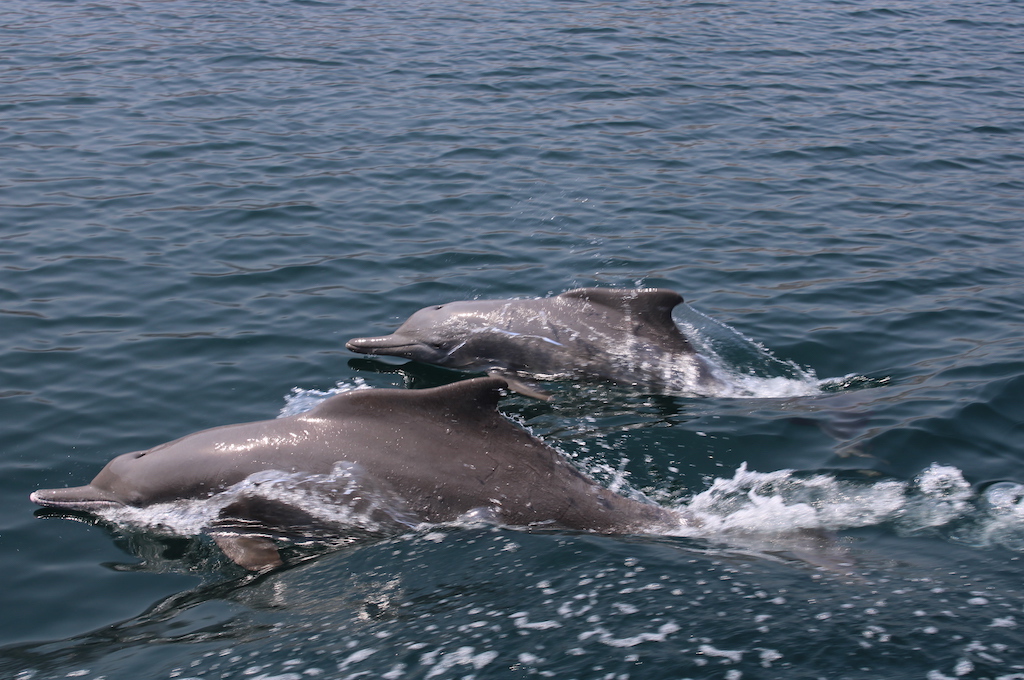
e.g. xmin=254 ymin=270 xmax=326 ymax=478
xmin=2 ymin=0 xmax=1023 ymax=678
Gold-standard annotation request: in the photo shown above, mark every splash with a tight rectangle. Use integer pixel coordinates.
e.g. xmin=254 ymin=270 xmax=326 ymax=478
xmin=673 ymin=304 xmax=885 ymax=398
xmin=670 ymin=462 xmax=906 ymax=536
xmin=951 ymin=481 xmax=1024 ymax=551
xmin=653 ymin=462 xmax=1024 ymax=552
xmin=278 ymin=378 xmax=373 ymax=417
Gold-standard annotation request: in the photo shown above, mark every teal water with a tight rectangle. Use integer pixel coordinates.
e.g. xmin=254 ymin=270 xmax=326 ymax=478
xmin=2 ymin=0 xmax=1023 ymax=678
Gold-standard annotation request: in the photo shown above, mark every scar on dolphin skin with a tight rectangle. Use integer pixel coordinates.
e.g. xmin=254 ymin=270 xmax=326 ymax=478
xmin=346 ymin=288 xmax=724 ymax=397
xmin=31 ymin=377 xmax=679 ymax=571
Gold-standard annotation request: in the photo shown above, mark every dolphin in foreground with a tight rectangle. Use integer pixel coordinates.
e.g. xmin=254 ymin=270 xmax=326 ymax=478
xmin=31 ymin=378 xmax=676 ymax=571
xmin=345 ymin=288 xmax=723 ymax=398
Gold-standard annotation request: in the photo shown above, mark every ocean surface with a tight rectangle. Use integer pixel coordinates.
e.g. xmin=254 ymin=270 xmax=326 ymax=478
xmin=2 ymin=0 xmax=1023 ymax=678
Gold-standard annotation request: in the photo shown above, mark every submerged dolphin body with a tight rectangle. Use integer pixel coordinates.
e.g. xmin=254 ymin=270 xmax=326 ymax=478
xmin=31 ymin=378 xmax=675 ymax=571
xmin=346 ymin=288 xmax=723 ymax=396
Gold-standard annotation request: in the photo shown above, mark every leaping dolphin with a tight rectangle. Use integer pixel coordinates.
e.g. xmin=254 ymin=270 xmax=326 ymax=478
xmin=346 ymin=288 xmax=723 ymax=396
xmin=31 ymin=378 xmax=676 ymax=571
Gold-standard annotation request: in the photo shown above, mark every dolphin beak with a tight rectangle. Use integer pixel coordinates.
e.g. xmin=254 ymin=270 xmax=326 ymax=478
xmin=30 ymin=485 xmax=123 ymax=511
xmin=346 ymin=334 xmax=419 ymax=356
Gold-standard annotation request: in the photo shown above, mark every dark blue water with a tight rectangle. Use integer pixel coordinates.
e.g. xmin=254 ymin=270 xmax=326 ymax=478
xmin=3 ymin=0 xmax=1024 ymax=677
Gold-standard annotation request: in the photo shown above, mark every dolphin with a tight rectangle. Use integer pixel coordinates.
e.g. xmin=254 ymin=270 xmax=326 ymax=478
xmin=31 ymin=378 xmax=676 ymax=571
xmin=346 ymin=288 xmax=723 ymax=396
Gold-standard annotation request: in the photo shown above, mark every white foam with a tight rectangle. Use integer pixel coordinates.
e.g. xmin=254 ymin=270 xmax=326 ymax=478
xmin=667 ymin=462 xmax=907 ymax=536
xmin=643 ymin=462 xmax=1024 ymax=554
xmin=895 ymin=464 xmax=974 ymax=533
xmin=578 ymin=621 xmax=680 ymax=648
xmin=698 ymin=644 xmax=744 ymax=663
xmin=421 ymin=647 xmax=498 ymax=679
xmin=951 ymin=481 xmax=1024 ymax=551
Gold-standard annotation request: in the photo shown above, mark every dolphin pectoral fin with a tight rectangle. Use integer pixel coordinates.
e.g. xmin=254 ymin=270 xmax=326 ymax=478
xmin=488 ymin=370 xmax=552 ymax=402
xmin=212 ymin=533 xmax=283 ymax=572
xmin=208 ymin=496 xmax=318 ymax=571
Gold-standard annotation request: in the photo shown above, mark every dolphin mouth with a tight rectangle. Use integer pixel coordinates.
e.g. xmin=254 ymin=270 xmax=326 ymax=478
xmin=30 ymin=486 xmax=124 ymax=512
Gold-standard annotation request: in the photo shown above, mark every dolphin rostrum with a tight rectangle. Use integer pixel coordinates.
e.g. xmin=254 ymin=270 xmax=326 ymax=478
xmin=346 ymin=288 xmax=723 ymax=396
xmin=31 ymin=378 xmax=676 ymax=571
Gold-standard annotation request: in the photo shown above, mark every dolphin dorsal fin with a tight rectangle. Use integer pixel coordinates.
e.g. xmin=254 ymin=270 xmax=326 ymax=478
xmin=558 ymin=288 xmax=693 ymax=352
xmin=305 ymin=376 xmax=511 ymax=422
xmin=563 ymin=285 xmax=685 ymax=324
xmin=559 ymin=288 xmax=683 ymax=315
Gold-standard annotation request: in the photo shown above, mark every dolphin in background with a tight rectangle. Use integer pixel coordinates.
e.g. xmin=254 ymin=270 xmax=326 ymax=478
xmin=346 ymin=288 xmax=724 ymax=397
xmin=31 ymin=378 xmax=677 ymax=571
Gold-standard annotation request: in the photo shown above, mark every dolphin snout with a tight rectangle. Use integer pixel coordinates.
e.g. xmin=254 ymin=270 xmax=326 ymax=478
xmin=346 ymin=334 xmax=420 ymax=355
xmin=30 ymin=485 xmax=123 ymax=511
xmin=346 ymin=335 xmax=392 ymax=352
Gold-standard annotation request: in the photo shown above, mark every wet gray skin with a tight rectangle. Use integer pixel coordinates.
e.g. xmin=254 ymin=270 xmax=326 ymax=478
xmin=346 ymin=288 xmax=721 ymax=394
xmin=31 ymin=378 xmax=676 ymax=571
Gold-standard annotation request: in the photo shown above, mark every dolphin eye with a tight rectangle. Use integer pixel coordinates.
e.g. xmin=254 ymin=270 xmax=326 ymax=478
xmin=434 ymin=305 xmax=444 ymax=310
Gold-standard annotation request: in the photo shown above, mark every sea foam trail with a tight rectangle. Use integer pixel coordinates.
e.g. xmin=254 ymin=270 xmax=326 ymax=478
xmin=656 ymin=463 xmax=1024 ymax=553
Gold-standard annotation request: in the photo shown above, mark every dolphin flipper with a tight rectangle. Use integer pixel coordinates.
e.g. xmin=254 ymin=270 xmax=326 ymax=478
xmin=487 ymin=370 xmax=552 ymax=401
xmin=210 ymin=496 xmax=323 ymax=571
xmin=211 ymin=534 xmax=283 ymax=571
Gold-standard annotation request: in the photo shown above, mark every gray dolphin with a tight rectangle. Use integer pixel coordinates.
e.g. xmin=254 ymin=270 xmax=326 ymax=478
xmin=346 ymin=288 xmax=722 ymax=396
xmin=31 ymin=378 xmax=675 ymax=571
